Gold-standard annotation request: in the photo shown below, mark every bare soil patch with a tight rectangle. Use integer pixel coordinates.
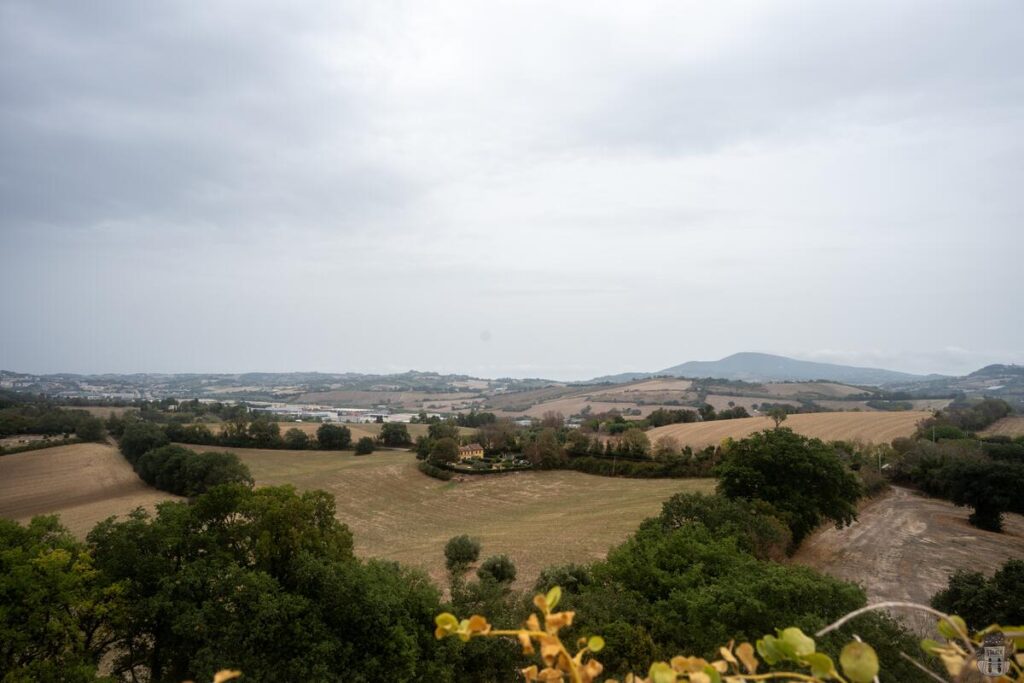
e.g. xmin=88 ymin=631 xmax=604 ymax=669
xmin=792 ymin=487 xmax=1024 ymax=629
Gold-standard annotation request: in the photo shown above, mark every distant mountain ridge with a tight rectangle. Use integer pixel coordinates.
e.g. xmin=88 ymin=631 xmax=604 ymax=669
xmin=594 ymin=352 xmax=946 ymax=385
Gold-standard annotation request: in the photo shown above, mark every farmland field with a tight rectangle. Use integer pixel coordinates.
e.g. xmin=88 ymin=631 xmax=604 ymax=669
xmin=646 ymin=411 xmax=930 ymax=449
xmin=979 ymin=416 xmax=1024 ymax=438
xmin=178 ymin=444 xmax=713 ymax=587
xmin=756 ymin=382 xmax=870 ymax=398
xmin=0 ymin=443 xmax=177 ymax=537
xmin=793 ymin=487 xmax=1024 ymax=630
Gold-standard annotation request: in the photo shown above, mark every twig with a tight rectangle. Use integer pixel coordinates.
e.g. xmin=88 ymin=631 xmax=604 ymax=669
xmin=898 ymin=651 xmax=948 ymax=683
xmin=815 ymin=602 xmax=974 ymax=654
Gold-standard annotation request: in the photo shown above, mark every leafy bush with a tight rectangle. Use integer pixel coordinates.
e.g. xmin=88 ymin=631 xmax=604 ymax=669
xmin=283 ymin=427 xmax=310 ymax=449
xmin=931 ymin=559 xmax=1024 ymax=631
xmin=477 ymin=555 xmax=517 ymax=584
xmin=656 ymin=492 xmax=791 ymax=561
xmin=444 ymin=535 xmax=481 ymax=572
xmin=354 ymin=436 xmax=375 ymax=455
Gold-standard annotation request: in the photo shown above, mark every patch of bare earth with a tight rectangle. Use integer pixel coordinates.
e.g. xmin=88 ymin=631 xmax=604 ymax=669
xmin=792 ymin=486 xmax=1024 ymax=631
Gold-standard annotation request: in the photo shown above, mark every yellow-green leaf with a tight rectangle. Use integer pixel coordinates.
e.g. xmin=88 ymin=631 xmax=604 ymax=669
xmin=588 ymin=635 xmax=605 ymax=653
xmin=648 ymin=661 xmax=676 ymax=683
xmin=803 ymin=652 xmax=834 ymax=678
xmin=545 ymin=586 xmax=562 ymax=612
xmin=937 ymin=615 xmax=967 ymax=641
xmin=435 ymin=613 xmax=458 ymax=630
xmin=780 ymin=627 xmax=815 ymax=657
xmin=920 ymin=638 xmax=942 ymax=654
xmin=840 ymin=642 xmax=879 ymax=683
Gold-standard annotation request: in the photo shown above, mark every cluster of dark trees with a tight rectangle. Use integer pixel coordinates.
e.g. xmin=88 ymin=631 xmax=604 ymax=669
xmin=118 ymin=422 xmax=254 ymax=497
xmin=931 ymin=559 xmax=1024 ymax=631
xmin=919 ymin=397 xmax=1013 ymax=438
xmin=0 ymin=403 xmax=105 ymax=443
xmin=110 ymin=413 xmax=412 ymax=453
xmin=416 ymin=417 xmax=726 ymax=479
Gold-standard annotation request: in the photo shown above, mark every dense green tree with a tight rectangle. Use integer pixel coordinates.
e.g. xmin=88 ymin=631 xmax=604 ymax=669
xmin=523 ymin=428 xmax=563 ymax=468
xmin=380 ymin=422 xmax=412 ymax=446
xmin=283 ymin=427 xmax=311 ymax=449
xmin=657 ymin=492 xmax=791 ymax=561
xmin=444 ymin=534 xmax=481 ymax=573
xmin=715 ymin=429 xmax=861 ymax=546
xmin=931 ymin=559 xmax=1024 ymax=630
xmin=430 ymin=437 xmax=460 ymax=464
xmin=941 ymin=459 xmax=1024 ymax=531
xmin=119 ymin=421 xmax=169 ymax=462
xmin=428 ymin=421 xmax=461 ymax=441
xmin=247 ymin=418 xmax=283 ymax=449
xmin=316 ymin=423 xmax=352 ymax=450
xmin=0 ymin=516 xmax=124 ymax=681
xmin=87 ymin=485 xmax=458 ymax=682
xmin=354 ymin=436 xmax=375 ymax=455
xmin=74 ymin=416 xmax=106 ymax=442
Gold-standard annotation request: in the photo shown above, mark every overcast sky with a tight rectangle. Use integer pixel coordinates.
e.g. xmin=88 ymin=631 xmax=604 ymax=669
xmin=2 ymin=1 xmax=1022 ymax=380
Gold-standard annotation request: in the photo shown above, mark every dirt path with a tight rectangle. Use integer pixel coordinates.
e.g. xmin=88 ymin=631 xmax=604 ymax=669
xmin=793 ymin=487 xmax=1024 ymax=628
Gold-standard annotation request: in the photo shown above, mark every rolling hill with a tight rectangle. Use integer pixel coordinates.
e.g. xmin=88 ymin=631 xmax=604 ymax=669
xmin=657 ymin=352 xmax=940 ymax=385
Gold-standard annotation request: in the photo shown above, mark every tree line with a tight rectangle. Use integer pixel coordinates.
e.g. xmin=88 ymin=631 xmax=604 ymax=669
xmin=108 ymin=413 xmax=413 ymax=453
xmin=0 ymin=403 xmax=106 ymax=443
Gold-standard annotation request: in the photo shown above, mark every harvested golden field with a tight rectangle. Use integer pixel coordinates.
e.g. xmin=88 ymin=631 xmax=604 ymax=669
xmin=646 ymin=411 xmax=930 ymax=450
xmin=980 ymin=416 xmax=1024 ymax=438
xmin=0 ymin=443 xmax=177 ymax=537
xmin=178 ymin=444 xmax=713 ymax=587
xmin=597 ymin=378 xmax=693 ymax=394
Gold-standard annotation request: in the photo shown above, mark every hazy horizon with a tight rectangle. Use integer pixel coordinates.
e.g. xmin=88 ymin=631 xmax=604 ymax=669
xmin=3 ymin=1 xmax=1022 ymax=381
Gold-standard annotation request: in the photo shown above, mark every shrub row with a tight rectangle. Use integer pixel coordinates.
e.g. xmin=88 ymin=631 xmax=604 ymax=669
xmin=0 ymin=436 xmax=82 ymax=456
xmin=417 ymin=460 xmax=453 ymax=481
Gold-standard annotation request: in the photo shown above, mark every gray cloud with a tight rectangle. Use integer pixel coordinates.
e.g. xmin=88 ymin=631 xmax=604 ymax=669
xmin=1 ymin=0 xmax=1022 ymax=379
